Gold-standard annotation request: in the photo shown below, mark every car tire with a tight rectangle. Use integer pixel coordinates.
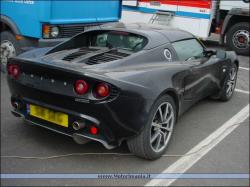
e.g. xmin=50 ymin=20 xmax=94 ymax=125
xmin=127 ymin=95 xmax=176 ymax=160
xmin=0 ymin=31 xmax=21 ymax=72
xmin=226 ymin=22 xmax=249 ymax=56
xmin=218 ymin=63 xmax=238 ymax=101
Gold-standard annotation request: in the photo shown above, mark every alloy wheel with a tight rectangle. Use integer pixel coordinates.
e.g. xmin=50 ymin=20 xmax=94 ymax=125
xmin=150 ymin=102 xmax=175 ymax=153
xmin=226 ymin=67 xmax=237 ymax=97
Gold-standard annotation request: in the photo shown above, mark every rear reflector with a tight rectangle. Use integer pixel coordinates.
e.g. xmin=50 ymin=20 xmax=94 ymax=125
xmin=89 ymin=126 xmax=98 ymax=135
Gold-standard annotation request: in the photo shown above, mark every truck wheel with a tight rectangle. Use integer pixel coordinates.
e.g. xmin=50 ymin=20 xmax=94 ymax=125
xmin=127 ymin=95 xmax=176 ymax=160
xmin=226 ymin=22 xmax=249 ymax=56
xmin=0 ymin=31 xmax=21 ymax=72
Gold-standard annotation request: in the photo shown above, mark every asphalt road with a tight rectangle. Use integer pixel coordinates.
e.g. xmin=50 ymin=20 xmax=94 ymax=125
xmin=1 ymin=42 xmax=249 ymax=186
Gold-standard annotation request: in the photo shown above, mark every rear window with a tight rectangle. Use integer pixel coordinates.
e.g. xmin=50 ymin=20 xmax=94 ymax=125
xmin=172 ymin=39 xmax=204 ymax=61
xmin=89 ymin=31 xmax=148 ymax=52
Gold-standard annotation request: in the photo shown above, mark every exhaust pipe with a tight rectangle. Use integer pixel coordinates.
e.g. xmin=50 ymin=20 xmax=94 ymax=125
xmin=72 ymin=121 xmax=86 ymax=131
xmin=13 ymin=102 xmax=19 ymax=109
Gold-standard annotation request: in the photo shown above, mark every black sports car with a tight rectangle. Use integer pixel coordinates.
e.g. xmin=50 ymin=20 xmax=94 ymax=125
xmin=7 ymin=23 xmax=238 ymax=159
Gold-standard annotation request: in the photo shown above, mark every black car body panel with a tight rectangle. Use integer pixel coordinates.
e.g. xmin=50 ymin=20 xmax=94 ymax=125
xmin=7 ymin=23 xmax=238 ymax=148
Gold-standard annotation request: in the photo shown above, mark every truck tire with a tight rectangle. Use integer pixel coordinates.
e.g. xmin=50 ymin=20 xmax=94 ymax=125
xmin=0 ymin=31 xmax=21 ymax=72
xmin=127 ymin=95 xmax=176 ymax=160
xmin=226 ymin=22 xmax=249 ymax=56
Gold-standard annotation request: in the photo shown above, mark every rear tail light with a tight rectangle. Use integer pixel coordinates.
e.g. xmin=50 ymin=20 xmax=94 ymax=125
xmin=94 ymin=83 xmax=110 ymax=98
xmin=7 ymin=64 xmax=20 ymax=79
xmin=74 ymin=80 xmax=89 ymax=95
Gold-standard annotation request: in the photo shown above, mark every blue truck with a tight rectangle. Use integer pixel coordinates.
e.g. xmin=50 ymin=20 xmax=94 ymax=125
xmin=0 ymin=0 xmax=121 ymax=69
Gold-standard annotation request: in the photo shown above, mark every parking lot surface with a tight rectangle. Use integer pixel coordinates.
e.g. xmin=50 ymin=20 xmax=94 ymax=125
xmin=1 ymin=42 xmax=249 ymax=186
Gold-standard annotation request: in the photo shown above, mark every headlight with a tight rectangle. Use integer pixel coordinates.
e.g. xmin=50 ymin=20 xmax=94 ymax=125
xmin=51 ymin=26 xmax=59 ymax=38
xmin=42 ymin=24 xmax=60 ymax=39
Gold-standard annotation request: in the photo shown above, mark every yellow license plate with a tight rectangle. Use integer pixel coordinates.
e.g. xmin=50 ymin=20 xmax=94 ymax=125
xmin=29 ymin=104 xmax=68 ymax=127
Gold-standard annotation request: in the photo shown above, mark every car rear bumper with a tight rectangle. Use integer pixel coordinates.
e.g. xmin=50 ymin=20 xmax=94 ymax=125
xmin=11 ymin=109 xmax=116 ymax=149
xmin=8 ymin=77 xmax=152 ymax=148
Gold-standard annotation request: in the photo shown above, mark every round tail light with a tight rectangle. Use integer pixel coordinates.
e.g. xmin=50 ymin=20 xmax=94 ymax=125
xmin=74 ymin=80 xmax=89 ymax=95
xmin=7 ymin=64 xmax=20 ymax=79
xmin=94 ymin=83 xmax=110 ymax=98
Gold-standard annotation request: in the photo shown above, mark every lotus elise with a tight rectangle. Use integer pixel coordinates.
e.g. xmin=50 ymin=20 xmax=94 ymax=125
xmin=7 ymin=23 xmax=238 ymax=159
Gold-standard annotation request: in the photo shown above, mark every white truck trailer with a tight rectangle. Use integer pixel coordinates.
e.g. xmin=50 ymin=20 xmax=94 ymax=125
xmin=122 ymin=0 xmax=249 ymax=55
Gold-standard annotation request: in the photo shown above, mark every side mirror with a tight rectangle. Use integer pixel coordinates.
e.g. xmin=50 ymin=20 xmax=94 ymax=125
xmin=216 ymin=50 xmax=226 ymax=59
xmin=203 ymin=49 xmax=216 ymax=57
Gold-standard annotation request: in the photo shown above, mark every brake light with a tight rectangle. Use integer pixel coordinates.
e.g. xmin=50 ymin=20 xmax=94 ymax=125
xmin=74 ymin=80 xmax=89 ymax=95
xmin=94 ymin=83 xmax=110 ymax=98
xmin=7 ymin=64 xmax=20 ymax=79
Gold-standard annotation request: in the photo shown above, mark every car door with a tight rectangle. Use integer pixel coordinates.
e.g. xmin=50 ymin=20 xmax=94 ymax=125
xmin=184 ymin=57 xmax=221 ymax=102
xmin=172 ymin=38 xmax=222 ymax=103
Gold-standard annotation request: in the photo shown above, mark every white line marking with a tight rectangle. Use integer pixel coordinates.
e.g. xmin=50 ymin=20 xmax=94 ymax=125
xmin=239 ymin=67 xmax=250 ymax=71
xmin=145 ymin=104 xmax=249 ymax=186
xmin=235 ymin=89 xmax=250 ymax=95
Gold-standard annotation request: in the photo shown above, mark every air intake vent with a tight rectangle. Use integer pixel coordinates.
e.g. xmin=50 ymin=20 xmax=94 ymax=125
xmin=86 ymin=50 xmax=130 ymax=65
xmin=63 ymin=48 xmax=99 ymax=61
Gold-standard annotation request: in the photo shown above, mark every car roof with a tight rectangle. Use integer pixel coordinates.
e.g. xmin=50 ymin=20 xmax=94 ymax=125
xmin=98 ymin=22 xmax=195 ymax=49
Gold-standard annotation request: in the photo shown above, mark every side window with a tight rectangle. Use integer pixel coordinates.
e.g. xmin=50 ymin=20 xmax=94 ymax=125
xmin=172 ymin=39 xmax=204 ymax=61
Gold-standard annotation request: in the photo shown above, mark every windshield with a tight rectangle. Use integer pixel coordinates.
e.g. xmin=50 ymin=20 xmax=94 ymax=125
xmin=89 ymin=31 xmax=148 ymax=52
